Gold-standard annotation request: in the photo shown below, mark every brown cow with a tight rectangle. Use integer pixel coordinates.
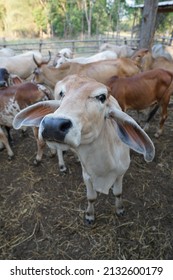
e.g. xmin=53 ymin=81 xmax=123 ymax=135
xmin=131 ymin=48 xmax=149 ymax=69
xmin=132 ymin=49 xmax=173 ymax=73
xmin=106 ymin=68 xmax=173 ymax=138
xmin=32 ymin=56 xmax=141 ymax=90
xmin=0 ymin=81 xmax=51 ymax=159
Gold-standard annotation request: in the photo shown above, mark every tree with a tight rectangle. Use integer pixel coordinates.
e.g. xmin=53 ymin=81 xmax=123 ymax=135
xmin=138 ymin=0 xmax=159 ymax=49
xmin=0 ymin=0 xmax=50 ymax=37
xmin=83 ymin=0 xmax=95 ymax=37
xmin=32 ymin=0 xmax=50 ymax=37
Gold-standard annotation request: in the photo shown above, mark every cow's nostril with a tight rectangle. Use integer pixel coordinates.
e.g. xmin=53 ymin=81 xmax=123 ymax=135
xmin=0 ymin=81 xmax=6 ymax=87
xmin=60 ymin=119 xmax=72 ymax=132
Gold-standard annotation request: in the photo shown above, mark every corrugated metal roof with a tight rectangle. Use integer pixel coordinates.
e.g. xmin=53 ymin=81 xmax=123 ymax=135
xmin=130 ymin=1 xmax=173 ymax=8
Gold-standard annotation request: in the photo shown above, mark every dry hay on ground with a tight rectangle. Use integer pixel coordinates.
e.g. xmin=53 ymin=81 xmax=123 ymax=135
xmin=0 ymin=108 xmax=173 ymax=260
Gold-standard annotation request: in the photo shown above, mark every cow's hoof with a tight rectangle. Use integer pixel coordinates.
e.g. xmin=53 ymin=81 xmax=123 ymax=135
xmin=8 ymin=154 xmax=14 ymax=161
xmin=116 ymin=207 xmax=125 ymax=217
xmin=84 ymin=213 xmax=95 ymax=226
xmin=84 ymin=218 xmax=95 ymax=226
xmin=60 ymin=165 xmax=67 ymax=172
xmin=33 ymin=159 xmax=41 ymax=166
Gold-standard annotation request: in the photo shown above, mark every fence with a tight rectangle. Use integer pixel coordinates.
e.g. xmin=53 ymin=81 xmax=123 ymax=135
xmin=0 ymin=35 xmax=173 ymax=58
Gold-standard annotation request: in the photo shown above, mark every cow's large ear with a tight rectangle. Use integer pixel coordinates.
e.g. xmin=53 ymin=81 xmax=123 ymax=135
xmin=13 ymin=100 xmax=60 ymax=129
xmin=108 ymin=107 xmax=155 ymax=162
xmin=10 ymin=74 xmax=23 ymax=85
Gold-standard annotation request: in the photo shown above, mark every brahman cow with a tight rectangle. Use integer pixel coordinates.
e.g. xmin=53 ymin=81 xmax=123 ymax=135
xmin=13 ymin=75 xmax=155 ymax=224
xmin=131 ymin=48 xmax=149 ymax=69
xmin=99 ymin=43 xmax=135 ymax=57
xmin=0 ymin=68 xmax=24 ymax=144
xmin=0 ymin=81 xmax=51 ymax=159
xmin=152 ymin=44 xmax=173 ymax=60
xmin=0 ymin=68 xmax=23 ymax=87
xmin=0 ymin=68 xmax=10 ymax=87
xmin=52 ymin=48 xmax=74 ymax=66
xmin=32 ymin=56 xmax=141 ymax=90
xmin=106 ymin=68 xmax=173 ymax=138
xmin=132 ymin=48 xmax=173 ymax=74
xmin=55 ymin=50 xmax=118 ymax=67
xmin=0 ymin=47 xmax=15 ymax=57
xmin=0 ymin=50 xmax=50 ymax=79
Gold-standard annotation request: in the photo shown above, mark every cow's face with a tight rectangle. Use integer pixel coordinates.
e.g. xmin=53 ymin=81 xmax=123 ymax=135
xmin=32 ymin=67 xmax=44 ymax=84
xmin=39 ymin=75 xmax=110 ymax=147
xmin=13 ymin=74 xmax=155 ymax=163
xmin=0 ymin=68 xmax=10 ymax=87
xmin=32 ymin=51 xmax=51 ymax=85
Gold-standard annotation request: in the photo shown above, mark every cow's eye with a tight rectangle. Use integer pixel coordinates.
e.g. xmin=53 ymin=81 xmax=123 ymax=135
xmin=59 ymin=91 xmax=64 ymax=97
xmin=96 ymin=94 xmax=106 ymax=103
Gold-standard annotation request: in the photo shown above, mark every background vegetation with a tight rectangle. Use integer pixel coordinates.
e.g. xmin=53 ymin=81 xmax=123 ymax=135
xmin=0 ymin=0 xmax=173 ymax=40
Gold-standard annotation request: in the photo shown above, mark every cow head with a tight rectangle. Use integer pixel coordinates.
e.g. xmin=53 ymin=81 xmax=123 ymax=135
xmin=131 ymin=48 xmax=149 ymax=70
xmin=0 ymin=68 xmax=10 ymax=87
xmin=13 ymin=75 xmax=155 ymax=162
xmin=32 ymin=51 xmax=52 ymax=86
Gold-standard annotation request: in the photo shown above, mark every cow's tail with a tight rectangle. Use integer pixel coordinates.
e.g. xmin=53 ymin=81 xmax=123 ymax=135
xmin=146 ymin=104 xmax=160 ymax=123
xmin=146 ymin=71 xmax=173 ymax=124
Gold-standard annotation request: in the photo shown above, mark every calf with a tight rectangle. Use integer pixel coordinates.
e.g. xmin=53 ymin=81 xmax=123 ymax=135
xmin=0 ymin=82 xmax=50 ymax=159
xmin=106 ymin=68 xmax=173 ymax=138
xmin=13 ymin=75 xmax=155 ymax=224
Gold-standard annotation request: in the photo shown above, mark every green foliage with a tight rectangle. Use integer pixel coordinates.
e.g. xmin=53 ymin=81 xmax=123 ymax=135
xmin=0 ymin=2 xmax=6 ymax=32
xmin=0 ymin=0 xmax=173 ymax=38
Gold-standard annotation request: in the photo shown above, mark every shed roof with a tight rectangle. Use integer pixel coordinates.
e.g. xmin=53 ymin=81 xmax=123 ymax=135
xmin=131 ymin=1 xmax=173 ymax=13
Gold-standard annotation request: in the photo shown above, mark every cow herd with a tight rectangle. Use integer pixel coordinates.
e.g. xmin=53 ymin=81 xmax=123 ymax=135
xmin=0 ymin=43 xmax=173 ymax=223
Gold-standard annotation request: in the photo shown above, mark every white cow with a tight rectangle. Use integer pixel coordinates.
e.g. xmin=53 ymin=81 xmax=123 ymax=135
xmin=99 ymin=43 xmax=134 ymax=58
xmin=0 ymin=51 xmax=49 ymax=79
xmin=152 ymin=44 xmax=173 ymax=60
xmin=53 ymin=48 xmax=73 ymax=66
xmin=13 ymin=75 xmax=155 ymax=224
xmin=0 ymin=47 xmax=15 ymax=57
xmin=55 ymin=50 xmax=118 ymax=67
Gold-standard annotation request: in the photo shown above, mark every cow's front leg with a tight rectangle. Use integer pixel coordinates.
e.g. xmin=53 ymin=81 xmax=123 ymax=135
xmin=32 ymin=127 xmax=46 ymax=165
xmin=0 ymin=127 xmax=14 ymax=160
xmin=112 ymin=175 xmax=125 ymax=216
xmin=57 ymin=148 xmax=66 ymax=172
xmin=82 ymin=170 xmax=97 ymax=224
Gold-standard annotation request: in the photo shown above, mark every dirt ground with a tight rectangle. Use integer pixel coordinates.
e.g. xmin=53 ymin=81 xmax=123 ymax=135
xmin=0 ymin=107 xmax=173 ymax=260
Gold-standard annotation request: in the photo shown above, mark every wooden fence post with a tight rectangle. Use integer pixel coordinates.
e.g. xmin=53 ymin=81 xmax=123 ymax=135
xmin=162 ymin=37 xmax=165 ymax=44
xmin=72 ymin=41 xmax=75 ymax=53
xmin=39 ymin=39 xmax=43 ymax=52
xmin=2 ymin=37 xmax=6 ymax=48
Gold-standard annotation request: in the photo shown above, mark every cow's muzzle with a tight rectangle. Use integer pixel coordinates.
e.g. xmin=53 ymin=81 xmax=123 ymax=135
xmin=41 ymin=117 xmax=72 ymax=142
xmin=0 ymin=81 xmax=7 ymax=88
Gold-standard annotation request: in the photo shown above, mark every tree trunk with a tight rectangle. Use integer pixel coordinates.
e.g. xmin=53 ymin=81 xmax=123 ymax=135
xmin=83 ymin=0 xmax=93 ymax=38
xmin=138 ymin=0 xmax=158 ymax=50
